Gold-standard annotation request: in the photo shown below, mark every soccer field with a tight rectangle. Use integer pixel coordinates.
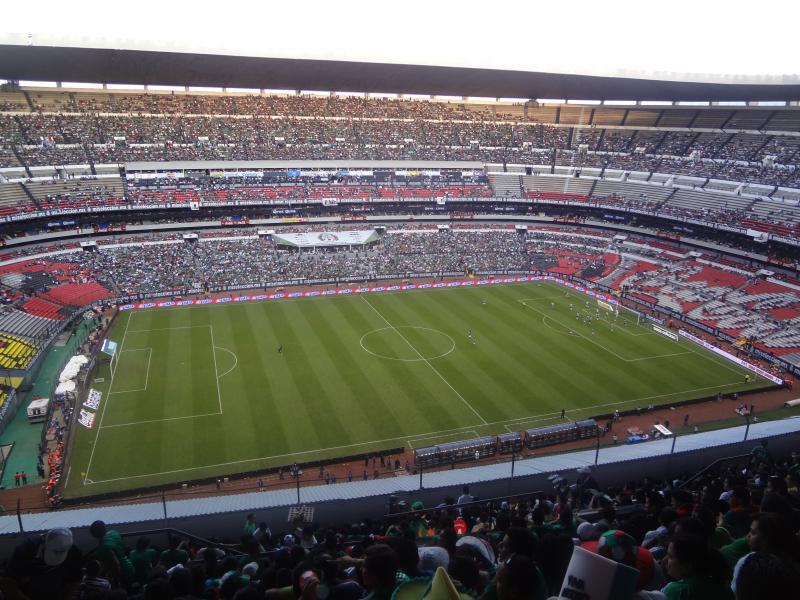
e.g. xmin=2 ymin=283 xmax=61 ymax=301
xmin=63 ymin=281 xmax=773 ymax=498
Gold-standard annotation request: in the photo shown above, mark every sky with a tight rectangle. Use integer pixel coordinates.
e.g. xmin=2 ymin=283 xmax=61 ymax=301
xmin=2 ymin=0 xmax=798 ymax=85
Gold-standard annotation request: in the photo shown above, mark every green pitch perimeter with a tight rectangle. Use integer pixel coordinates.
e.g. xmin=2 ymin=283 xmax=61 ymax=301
xmin=63 ymin=281 xmax=773 ymax=498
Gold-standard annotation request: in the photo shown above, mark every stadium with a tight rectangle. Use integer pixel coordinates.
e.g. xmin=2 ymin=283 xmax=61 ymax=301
xmin=0 ymin=5 xmax=800 ymax=599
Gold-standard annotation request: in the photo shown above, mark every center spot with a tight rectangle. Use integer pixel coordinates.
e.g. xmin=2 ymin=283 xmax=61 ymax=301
xmin=360 ymin=326 xmax=456 ymax=362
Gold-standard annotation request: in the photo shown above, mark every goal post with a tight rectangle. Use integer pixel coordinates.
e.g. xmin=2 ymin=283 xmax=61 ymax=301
xmin=101 ymin=339 xmax=119 ymax=376
xmin=596 ymin=299 xmax=617 ymax=316
xmin=598 ymin=299 xmax=641 ymax=325
xmin=617 ymin=303 xmax=642 ymax=326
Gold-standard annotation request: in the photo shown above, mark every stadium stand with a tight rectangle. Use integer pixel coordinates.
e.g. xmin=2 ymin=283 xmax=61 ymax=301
xmin=0 ymin=421 xmax=798 ymax=600
xmin=1 ymin=72 xmax=800 ymax=600
xmin=0 ymin=333 xmax=38 ymax=369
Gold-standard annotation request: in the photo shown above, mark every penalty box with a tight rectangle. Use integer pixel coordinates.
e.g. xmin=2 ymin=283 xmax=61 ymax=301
xmin=102 ymin=325 xmax=222 ymax=427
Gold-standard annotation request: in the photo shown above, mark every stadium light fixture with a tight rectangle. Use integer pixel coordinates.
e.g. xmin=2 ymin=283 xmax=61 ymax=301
xmin=148 ymin=85 xmax=185 ymax=91
xmin=677 ymin=101 xmax=710 ymax=106
xmin=19 ymin=80 xmax=57 ymax=87
xmin=226 ymin=87 xmax=260 ymax=94
xmin=336 ymin=91 xmax=366 ymax=97
xmin=536 ymin=99 xmax=566 ymax=104
xmin=435 ymin=95 xmax=463 ymax=101
xmin=604 ymin=100 xmax=637 ymax=105
xmin=62 ymin=82 xmax=104 ymax=89
xmin=369 ymin=93 xmax=399 ymax=98
xmin=467 ymin=96 xmax=497 ymax=102
xmin=567 ymin=99 xmax=602 ymax=105
xmin=640 ymin=100 xmax=673 ymax=105
xmin=106 ymin=83 xmax=145 ymax=90
xmin=300 ymin=90 xmax=331 ymax=96
xmin=189 ymin=86 xmax=223 ymax=92
xmin=498 ymin=97 xmax=531 ymax=103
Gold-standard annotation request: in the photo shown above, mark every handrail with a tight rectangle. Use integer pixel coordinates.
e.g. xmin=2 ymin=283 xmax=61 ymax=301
xmin=382 ymin=489 xmax=546 ymax=519
xmin=678 ymin=452 xmax=751 ymax=489
xmin=118 ymin=527 xmax=247 ymax=556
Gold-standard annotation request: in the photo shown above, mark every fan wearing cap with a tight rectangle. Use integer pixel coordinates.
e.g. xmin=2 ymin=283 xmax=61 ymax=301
xmin=1 ymin=527 xmax=82 ymax=600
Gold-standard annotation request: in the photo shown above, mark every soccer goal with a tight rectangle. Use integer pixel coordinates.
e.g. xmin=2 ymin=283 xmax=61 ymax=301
xmin=101 ymin=339 xmax=120 ymax=377
xmin=598 ymin=299 xmax=641 ymax=325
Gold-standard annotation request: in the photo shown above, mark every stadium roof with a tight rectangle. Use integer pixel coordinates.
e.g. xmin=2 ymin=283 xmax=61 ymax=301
xmin=2 ymin=44 xmax=800 ymax=102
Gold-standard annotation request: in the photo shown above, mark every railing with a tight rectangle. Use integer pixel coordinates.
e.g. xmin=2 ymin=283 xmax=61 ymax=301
xmin=678 ymin=452 xmax=752 ymax=490
xmin=382 ymin=489 xmax=545 ymax=519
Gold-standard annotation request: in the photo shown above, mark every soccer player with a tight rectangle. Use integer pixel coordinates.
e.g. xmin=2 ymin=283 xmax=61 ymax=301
xmin=278 ymin=345 xmax=283 ymax=354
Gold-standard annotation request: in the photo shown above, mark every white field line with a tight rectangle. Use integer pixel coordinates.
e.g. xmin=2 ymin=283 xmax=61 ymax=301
xmin=99 ymin=326 xmax=223 ymax=428
xmin=517 ymin=297 xmax=652 ymax=338
xmin=209 ymin=325 xmax=224 ymax=414
xmin=214 ymin=346 xmax=239 ymax=379
xmin=109 ymin=347 xmax=151 ymax=394
xmin=84 ymin=309 xmax=135 ymax=484
xmin=407 ymin=429 xmax=481 ymax=449
xmin=360 ymin=295 xmax=488 ymax=425
xmin=101 ymin=412 xmax=222 ymax=429
xmin=681 ymin=337 xmax=752 ymax=378
xmin=520 ymin=301 xmax=690 ymax=362
xmin=85 ymin=380 xmax=746 ymax=485
xmin=126 ymin=325 xmax=211 ymax=332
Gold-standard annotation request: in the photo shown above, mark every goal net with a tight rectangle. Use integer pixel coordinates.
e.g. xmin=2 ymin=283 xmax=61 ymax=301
xmin=101 ymin=339 xmax=119 ymax=377
xmin=598 ymin=299 xmax=641 ymax=325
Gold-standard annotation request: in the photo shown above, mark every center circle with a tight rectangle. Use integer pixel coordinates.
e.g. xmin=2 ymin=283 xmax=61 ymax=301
xmin=360 ymin=326 xmax=456 ymax=362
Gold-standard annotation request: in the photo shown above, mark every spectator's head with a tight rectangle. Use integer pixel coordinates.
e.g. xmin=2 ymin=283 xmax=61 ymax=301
xmin=496 ymin=555 xmax=544 ymax=600
xmin=734 ymin=552 xmax=800 ymax=600
xmin=136 ymin=536 xmax=151 ymax=552
xmin=447 ymin=551 xmax=480 ymax=592
xmin=362 ymin=544 xmax=398 ymax=592
xmin=576 ymin=522 xmax=600 ymax=542
xmin=731 ymin=486 xmax=751 ymax=508
xmin=42 ymin=527 xmax=73 ymax=566
xmin=666 ymin=534 xmax=729 ymax=585
xmin=747 ymin=513 xmax=799 ymax=558
xmin=89 ymin=520 xmax=107 ymax=540
xmin=500 ymin=526 xmax=537 ymax=561
xmin=658 ymin=506 xmax=679 ymax=528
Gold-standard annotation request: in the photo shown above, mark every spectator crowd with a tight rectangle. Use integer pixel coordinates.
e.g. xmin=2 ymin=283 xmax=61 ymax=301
xmin=2 ymin=444 xmax=799 ymax=600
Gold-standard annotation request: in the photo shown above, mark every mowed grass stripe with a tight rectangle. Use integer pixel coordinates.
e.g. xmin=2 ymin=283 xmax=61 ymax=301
xmin=359 ymin=294 xmax=489 ymax=426
xmin=313 ymin=298 xmax=425 ymax=438
xmin=253 ymin=301 xmax=328 ymax=454
xmin=333 ymin=295 xmax=468 ymax=435
xmin=65 ymin=282 xmax=778 ymax=497
xmin=374 ymin=288 xmax=545 ymax=422
xmin=356 ymin=295 xmax=483 ymax=430
xmin=272 ymin=300 xmax=352 ymax=450
xmin=413 ymin=286 xmax=607 ymax=419
xmin=503 ymin=285 xmax=705 ymax=396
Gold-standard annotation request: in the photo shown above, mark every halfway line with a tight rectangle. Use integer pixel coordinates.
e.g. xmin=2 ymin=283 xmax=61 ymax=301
xmin=359 ymin=295 xmax=488 ymax=425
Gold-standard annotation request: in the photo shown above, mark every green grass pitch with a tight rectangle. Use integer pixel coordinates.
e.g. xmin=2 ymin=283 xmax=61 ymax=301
xmin=63 ymin=281 xmax=773 ymax=498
